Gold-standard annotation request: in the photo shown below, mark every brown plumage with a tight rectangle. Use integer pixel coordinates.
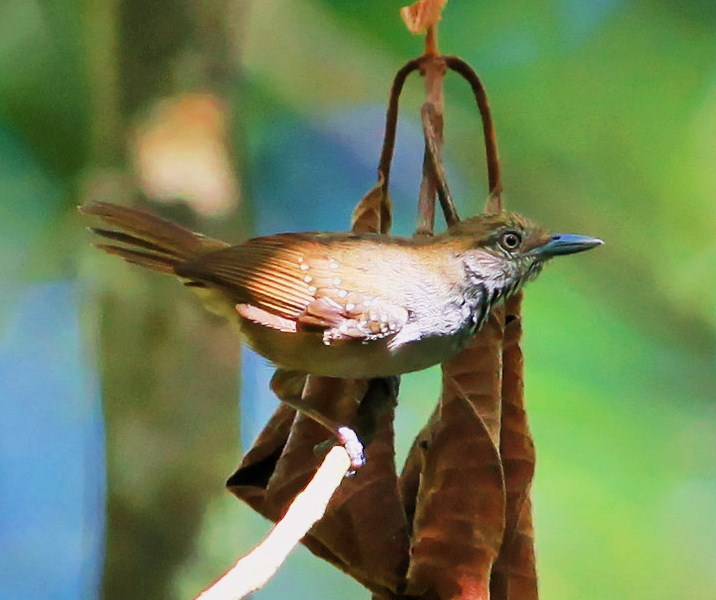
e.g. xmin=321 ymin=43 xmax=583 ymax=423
xmin=80 ymin=202 xmax=601 ymax=378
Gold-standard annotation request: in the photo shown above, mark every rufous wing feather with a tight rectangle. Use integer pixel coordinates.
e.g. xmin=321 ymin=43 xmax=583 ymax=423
xmin=82 ymin=203 xmax=412 ymax=344
xmin=177 ymin=234 xmax=410 ymax=343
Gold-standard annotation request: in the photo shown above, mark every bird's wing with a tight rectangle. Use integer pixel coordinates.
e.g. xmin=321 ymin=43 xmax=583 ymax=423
xmin=298 ymin=294 xmax=409 ymax=344
xmin=176 ymin=233 xmax=410 ymax=342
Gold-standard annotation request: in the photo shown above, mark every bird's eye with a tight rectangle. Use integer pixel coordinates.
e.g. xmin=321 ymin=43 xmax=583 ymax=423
xmin=499 ymin=230 xmax=522 ymax=251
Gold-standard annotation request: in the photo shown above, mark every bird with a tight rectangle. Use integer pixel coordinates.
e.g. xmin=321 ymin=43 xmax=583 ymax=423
xmin=80 ymin=201 xmax=603 ymax=380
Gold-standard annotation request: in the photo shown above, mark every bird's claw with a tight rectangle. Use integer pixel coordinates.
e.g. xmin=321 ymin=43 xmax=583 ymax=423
xmin=336 ymin=426 xmax=365 ymax=475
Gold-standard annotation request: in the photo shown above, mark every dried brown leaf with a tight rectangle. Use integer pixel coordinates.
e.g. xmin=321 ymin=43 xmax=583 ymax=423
xmin=490 ymin=292 xmax=538 ymax=599
xmin=227 ymin=374 xmax=358 ymax=520
xmin=351 ymin=174 xmax=392 ymax=234
xmin=499 ymin=294 xmax=534 ymax=534
xmin=406 ymin=310 xmax=506 ymax=599
xmin=400 ymin=0 xmax=448 ymax=35
xmin=398 ymin=406 xmax=438 ymax=532
xmin=226 ymin=402 xmax=297 ymax=515
xmin=491 ymin=496 xmax=538 ymax=600
xmin=500 ymin=496 xmax=538 ymax=599
xmin=305 ymin=378 xmax=409 ymax=595
xmin=262 ymin=377 xmax=365 ymax=510
xmin=228 ymin=374 xmax=407 ymax=595
xmin=443 ymin=307 xmax=505 ymax=446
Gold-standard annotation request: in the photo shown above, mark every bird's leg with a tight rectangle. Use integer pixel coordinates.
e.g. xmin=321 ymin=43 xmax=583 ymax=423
xmin=270 ymin=370 xmax=369 ymax=471
xmin=354 ymin=377 xmax=400 ymax=446
xmin=311 ymin=377 xmax=400 ymax=473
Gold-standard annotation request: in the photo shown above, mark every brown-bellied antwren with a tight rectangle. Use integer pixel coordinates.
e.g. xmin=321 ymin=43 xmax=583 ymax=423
xmin=81 ymin=201 xmax=602 ymax=379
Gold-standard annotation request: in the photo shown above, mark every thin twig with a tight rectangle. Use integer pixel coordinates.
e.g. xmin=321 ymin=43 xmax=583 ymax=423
xmin=378 ymin=58 xmax=421 ymax=194
xmin=444 ymin=55 xmax=502 ymax=211
xmin=197 ymin=447 xmax=352 ymax=600
xmin=425 ymin=25 xmax=438 ymax=56
xmin=420 ymin=103 xmax=459 ymax=225
xmin=415 ymin=47 xmax=446 ymax=236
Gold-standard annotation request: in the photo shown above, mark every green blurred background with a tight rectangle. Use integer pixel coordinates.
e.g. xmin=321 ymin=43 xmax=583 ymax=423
xmin=1 ymin=0 xmax=715 ymax=598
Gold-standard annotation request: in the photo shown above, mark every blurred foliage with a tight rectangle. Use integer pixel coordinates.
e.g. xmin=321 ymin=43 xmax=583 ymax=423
xmin=1 ymin=0 xmax=715 ymax=599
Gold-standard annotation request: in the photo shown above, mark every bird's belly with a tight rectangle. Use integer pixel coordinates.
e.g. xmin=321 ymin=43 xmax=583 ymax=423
xmin=239 ymin=319 xmax=461 ymax=378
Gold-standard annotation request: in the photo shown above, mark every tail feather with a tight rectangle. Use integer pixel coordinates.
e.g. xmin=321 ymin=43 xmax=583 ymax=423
xmin=80 ymin=201 xmax=228 ymax=275
xmin=89 ymin=227 xmax=181 ymax=257
xmin=95 ymin=243 xmax=178 ymax=275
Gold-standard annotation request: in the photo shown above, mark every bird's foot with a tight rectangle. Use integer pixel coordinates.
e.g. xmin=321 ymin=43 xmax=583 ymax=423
xmin=336 ymin=426 xmax=365 ymax=475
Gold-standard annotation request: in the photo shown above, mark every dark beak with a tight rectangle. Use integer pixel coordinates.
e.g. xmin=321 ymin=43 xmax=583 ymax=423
xmin=532 ymin=233 xmax=604 ymax=257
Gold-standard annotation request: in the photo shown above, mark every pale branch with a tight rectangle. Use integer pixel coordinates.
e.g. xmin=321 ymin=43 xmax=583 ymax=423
xmin=196 ymin=446 xmax=352 ymax=600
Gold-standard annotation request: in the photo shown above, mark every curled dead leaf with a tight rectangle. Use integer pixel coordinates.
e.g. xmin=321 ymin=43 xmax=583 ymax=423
xmin=406 ymin=310 xmax=506 ymax=599
xmin=228 ymin=377 xmax=407 ymax=596
xmin=400 ymin=0 xmax=448 ymax=35
xmin=491 ymin=292 xmax=538 ymax=600
xmin=351 ymin=174 xmax=392 ymax=234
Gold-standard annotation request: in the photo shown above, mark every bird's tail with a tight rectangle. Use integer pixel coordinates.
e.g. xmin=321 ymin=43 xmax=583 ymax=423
xmin=79 ymin=201 xmax=228 ymax=275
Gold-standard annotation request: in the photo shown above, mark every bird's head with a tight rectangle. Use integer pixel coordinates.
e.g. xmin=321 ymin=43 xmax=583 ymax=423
xmin=447 ymin=210 xmax=603 ymax=304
